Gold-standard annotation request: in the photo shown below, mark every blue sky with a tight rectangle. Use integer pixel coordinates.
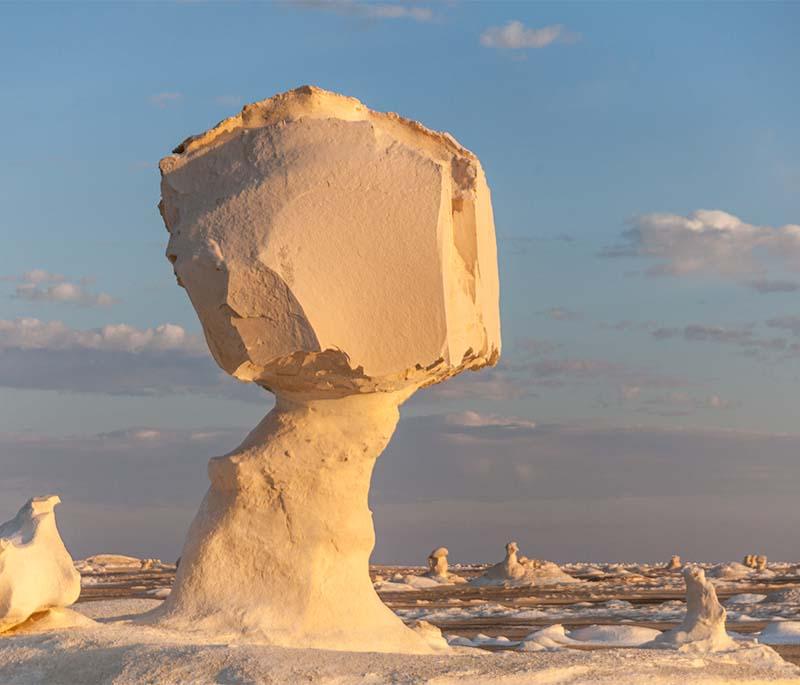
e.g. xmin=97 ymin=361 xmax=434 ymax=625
xmin=0 ymin=1 xmax=798 ymax=563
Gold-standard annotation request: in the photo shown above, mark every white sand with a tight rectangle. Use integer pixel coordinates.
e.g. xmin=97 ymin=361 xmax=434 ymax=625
xmin=0 ymin=599 xmax=797 ymax=684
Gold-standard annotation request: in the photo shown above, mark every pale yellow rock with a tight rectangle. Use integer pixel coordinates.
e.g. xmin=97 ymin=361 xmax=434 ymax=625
xmin=159 ymin=85 xmax=500 ymax=397
xmin=154 ymin=87 xmax=501 ymax=653
xmin=0 ymin=496 xmax=81 ymax=633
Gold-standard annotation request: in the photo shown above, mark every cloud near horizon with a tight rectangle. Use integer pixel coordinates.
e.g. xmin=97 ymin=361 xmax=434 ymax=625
xmin=0 ymin=318 xmax=262 ymax=401
xmin=4 ymin=414 xmax=798 ymax=563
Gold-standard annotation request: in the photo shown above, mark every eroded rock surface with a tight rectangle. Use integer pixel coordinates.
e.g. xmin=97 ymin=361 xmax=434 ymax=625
xmin=154 ymin=86 xmax=500 ymax=653
xmin=0 ymin=496 xmax=81 ymax=632
xmin=160 ymin=85 xmax=500 ymax=398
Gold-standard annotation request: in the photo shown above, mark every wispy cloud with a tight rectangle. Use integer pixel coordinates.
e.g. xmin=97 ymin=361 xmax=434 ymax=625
xmin=541 ymin=306 xmax=582 ymax=321
xmin=650 ymin=323 xmax=789 ymax=353
xmin=480 ymin=21 xmax=579 ymax=50
xmin=746 ymin=279 xmax=800 ymax=294
xmin=149 ymin=92 xmax=182 ymax=108
xmin=6 ymin=270 xmax=115 ymax=308
xmin=295 ymin=0 xmax=434 ymax=22
xmin=766 ymin=316 xmax=800 ymax=336
xmin=602 ymin=209 xmax=800 ymax=284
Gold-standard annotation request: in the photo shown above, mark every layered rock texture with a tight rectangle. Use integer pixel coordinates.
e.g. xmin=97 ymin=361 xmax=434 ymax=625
xmin=0 ymin=496 xmax=81 ymax=632
xmin=155 ymin=86 xmax=500 ymax=652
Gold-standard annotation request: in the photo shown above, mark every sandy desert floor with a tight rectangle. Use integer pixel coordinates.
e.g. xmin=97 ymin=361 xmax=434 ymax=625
xmin=0 ymin=555 xmax=792 ymax=683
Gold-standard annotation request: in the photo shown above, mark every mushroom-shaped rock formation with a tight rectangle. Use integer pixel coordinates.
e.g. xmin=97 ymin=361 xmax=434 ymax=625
xmin=0 ymin=496 xmax=81 ymax=632
xmin=649 ymin=566 xmax=735 ymax=652
xmin=665 ymin=555 xmax=682 ymax=571
xmin=471 ymin=542 xmax=577 ymax=587
xmin=155 ymin=86 xmax=500 ymax=653
xmin=423 ymin=547 xmax=465 ymax=584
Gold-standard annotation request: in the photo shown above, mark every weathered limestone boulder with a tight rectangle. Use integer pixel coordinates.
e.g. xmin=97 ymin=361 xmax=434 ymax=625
xmin=155 ymin=86 xmax=500 ymax=653
xmin=650 ymin=566 xmax=734 ymax=651
xmin=0 ymin=496 xmax=81 ymax=632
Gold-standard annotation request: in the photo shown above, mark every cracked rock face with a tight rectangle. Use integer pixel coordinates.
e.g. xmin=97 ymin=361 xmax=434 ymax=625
xmin=159 ymin=85 xmax=500 ymax=397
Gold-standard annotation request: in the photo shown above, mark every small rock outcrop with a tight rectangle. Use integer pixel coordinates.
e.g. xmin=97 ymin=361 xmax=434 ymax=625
xmin=650 ymin=566 xmax=734 ymax=652
xmin=471 ymin=542 xmax=578 ymax=587
xmin=0 ymin=496 xmax=81 ymax=632
xmin=665 ymin=555 xmax=682 ymax=571
xmin=426 ymin=547 xmax=450 ymax=579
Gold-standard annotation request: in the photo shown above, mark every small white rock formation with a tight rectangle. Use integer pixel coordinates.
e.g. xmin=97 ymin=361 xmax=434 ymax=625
xmin=426 ymin=547 xmax=450 ymax=579
xmin=742 ymin=554 xmax=768 ymax=571
xmin=665 ymin=555 xmax=682 ymax=571
xmin=155 ymin=86 xmax=500 ymax=653
xmin=471 ymin=541 xmax=577 ymax=587
xmin=0 ymin=496 xmax=81 ymax=632
xmin=423 ymin=547 xmax=465 ymax=585
xmin=650 ymin=566 xmax=735 ymax=652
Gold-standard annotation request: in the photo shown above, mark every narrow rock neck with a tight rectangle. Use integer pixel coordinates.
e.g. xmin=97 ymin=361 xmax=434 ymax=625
xmin=207 ymin=390 xmax=408 ymax=493
xmin=158 ymin=388 xmax=429 ymax=651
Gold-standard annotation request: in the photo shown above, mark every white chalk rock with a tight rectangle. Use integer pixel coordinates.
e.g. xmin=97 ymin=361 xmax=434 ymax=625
xmin=426 ymin=547 xmax=449 ymax=578
xmin=665 ymin=555 xmax=682 ymax=571
xmin=160 ymin=85 xmax=499 ymax=396
xmin=471 ymin=542 xmax=578 ymax=587
xmin=155 ymin=87 xmax=500 ymax=653
xmin=423 ymin=546 xmax=465 ymax=585
xmin=650 ymin=566 xmax=735 ymax=652
xmin=0 ymin=496 xmax=81 ymax=632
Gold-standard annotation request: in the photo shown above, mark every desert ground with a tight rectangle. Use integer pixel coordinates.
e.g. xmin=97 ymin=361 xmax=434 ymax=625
xmin=1 ymin=552 xmax=788 ymax=684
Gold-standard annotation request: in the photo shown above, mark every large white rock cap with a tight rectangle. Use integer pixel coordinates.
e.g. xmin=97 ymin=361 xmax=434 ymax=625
xmin=159 ymin=86 xmax=500 ymax=396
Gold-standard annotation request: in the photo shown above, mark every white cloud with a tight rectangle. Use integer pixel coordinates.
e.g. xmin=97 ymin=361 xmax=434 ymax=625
xmin=0 ymin=318 xmax=207 ymax=355
xmin=296 ymin=1 xmax=434 ymax=22
xmin=0 ymin=319 xmax=264 ymax=400
xmin=15 ymin=282 xmax=115 ymax=307
xmin=480 ymin=21 xmax=578 ymax=50
xmin=149 ymin=92 xmax=182 ymax=108
xmin=21 ymin=269 xmax=64 ymax=284
xmin=604 ymin=209 xmax=800 ymax=282
xmin=6 ymin=269 xmax=115 ymax=308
